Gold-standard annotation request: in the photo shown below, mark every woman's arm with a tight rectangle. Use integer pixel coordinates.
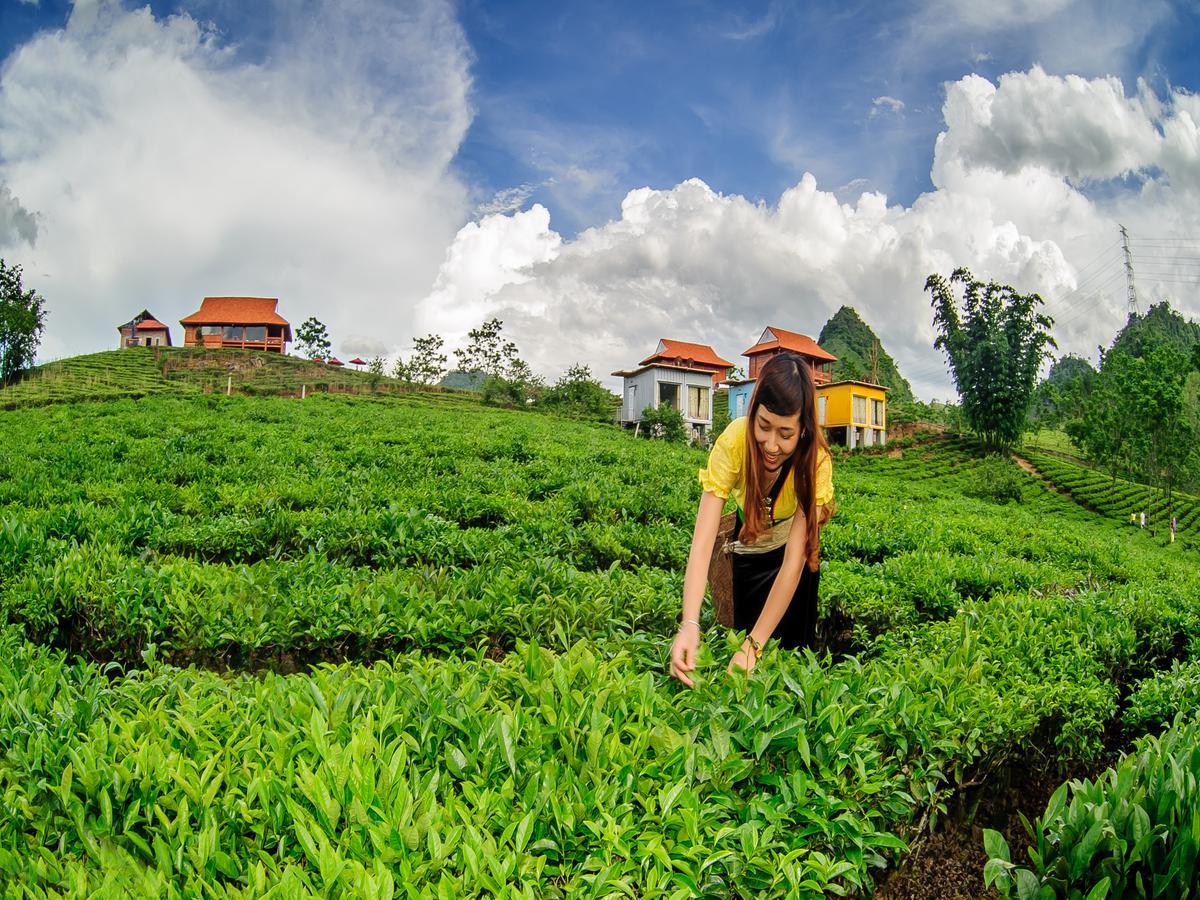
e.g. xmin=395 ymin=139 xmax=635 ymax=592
xmin=730 ymin=512 xmax=808 ymax=673
xmin=670 ymin=491 xmax=725 ymax=687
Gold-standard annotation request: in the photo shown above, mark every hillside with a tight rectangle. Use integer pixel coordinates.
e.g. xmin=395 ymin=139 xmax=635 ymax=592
xmin=1110 ymin=300 xmax=1200 ymax=360
xmin=4 ymin=389 xmax=1200 ymax=895
xmin=818 ymin=305 xmax=914 ymax=402
xmin=0 ymin=347 xmax=476 ymax=410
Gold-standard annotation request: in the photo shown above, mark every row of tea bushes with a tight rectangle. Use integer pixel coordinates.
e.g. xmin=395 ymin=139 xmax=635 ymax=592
xmin=7 ymin=565 xmax=1200 ymax=896
xmin=985 ymin=718 xmax=1200 ymax=899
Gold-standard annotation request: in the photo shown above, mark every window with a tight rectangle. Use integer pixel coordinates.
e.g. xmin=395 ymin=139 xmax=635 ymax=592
xmin=852 ymin=395 xmax=867 ymax=424
xmin=736 ymin=393 xmax=746 ymax=416
xmin=245 ymin=326 xmax=266 ymax=342
xmin=223 ymin=325 xmax=244 ymax=340
xmin=687 ymin=385 xmax=709 ymax=419
xmin=200 ymin=326 xmax=222 ymax=336
xmin=817 ymin=395 xmax=827 ymax=425
xmin=871 ymin=398 xmax=884 ymax=427
xmin=659 ymin=382 xmax=679 ymax=409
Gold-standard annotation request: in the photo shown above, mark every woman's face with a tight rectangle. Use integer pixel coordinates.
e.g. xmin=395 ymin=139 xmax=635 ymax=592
xmin=753 ymin=405 xmax=801 ymax=472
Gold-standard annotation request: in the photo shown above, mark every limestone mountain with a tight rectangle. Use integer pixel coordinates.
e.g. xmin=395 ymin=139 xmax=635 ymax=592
xmin=817 ymin=305 xmax=914 ymax=403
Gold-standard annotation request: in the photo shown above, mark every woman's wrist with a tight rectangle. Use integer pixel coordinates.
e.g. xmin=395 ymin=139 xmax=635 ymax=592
xmin=743 ymin=634 xmax=764 ymax=661
xmin=680 ymin=618 xmax=701 ymax=631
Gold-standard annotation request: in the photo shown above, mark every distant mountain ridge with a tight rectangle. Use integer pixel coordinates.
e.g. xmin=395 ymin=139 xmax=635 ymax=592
xmin=817 ymin=306 xmax=914 ymax=403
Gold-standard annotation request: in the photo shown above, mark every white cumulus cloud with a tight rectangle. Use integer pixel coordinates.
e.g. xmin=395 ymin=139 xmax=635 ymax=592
xmin=0 ymin=0 xmax=472 ymax=362
xmin=419 ymin=68 xmax=1200 ymax=402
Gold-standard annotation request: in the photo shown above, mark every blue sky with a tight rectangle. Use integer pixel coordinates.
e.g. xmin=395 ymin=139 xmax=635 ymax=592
xmin=9 ymin=0 xmax=1196 ymax=236
xmin=2 ymin=1 xmax=1200 ymax=398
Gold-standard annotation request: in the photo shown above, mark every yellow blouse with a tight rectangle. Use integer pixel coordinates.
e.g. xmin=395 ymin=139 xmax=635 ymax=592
xmin=698 ymin=416 xmax=834 ymax=524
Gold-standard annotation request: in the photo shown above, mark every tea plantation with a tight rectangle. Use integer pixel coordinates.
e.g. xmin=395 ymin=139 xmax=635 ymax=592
xmin=2 ymin=390 xmax=1199 ymax=897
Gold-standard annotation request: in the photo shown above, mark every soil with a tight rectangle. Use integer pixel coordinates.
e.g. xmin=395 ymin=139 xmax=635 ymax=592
xmin=874 ymin=750 xmax=1119 ymax=899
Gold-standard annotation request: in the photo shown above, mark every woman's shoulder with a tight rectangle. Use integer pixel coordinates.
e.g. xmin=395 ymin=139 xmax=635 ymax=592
xmin=715 ymin=416 xmax=748 ymax=448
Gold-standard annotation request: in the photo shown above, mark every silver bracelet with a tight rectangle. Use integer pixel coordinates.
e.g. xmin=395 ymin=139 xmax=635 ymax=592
xmin=680 ymin=618 xmax=701 ymax=629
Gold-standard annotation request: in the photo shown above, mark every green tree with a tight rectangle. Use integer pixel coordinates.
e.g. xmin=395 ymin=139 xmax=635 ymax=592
xmin=640 ymin=401 xmax=687 ymax=443
xmin=927 ymin=267 xmax=1056 ymax=452
xmin=456 ymin=318 xmax=518 ymax=379
xmin=540 ymin=364 xmax=617 ymax=423
xmin=399 ymin=334 xmax=447 ymax=386
xmin=0 ymin=259 xmax=47 ymax=385
xmin=1070 ymin=345 xmax=1199 ymax=519
xmin=482 ymin=359 xmax=544 ymax=408
xmin=1028 ymin=354 xmax=1097 ymax=432
xmin=367 ymin=356 xmax=386 ymax=392
xmin=295 ymin=317 xmax=332 ymax=360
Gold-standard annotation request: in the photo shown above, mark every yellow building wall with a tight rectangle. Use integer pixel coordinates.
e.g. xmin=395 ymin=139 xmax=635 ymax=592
xmin=817 ymin=383 xmax=887 ymax=428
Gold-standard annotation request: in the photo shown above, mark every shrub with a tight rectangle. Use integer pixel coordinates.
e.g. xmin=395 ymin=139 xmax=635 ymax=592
xmin=640 ymin=402 xmax=687 ymax=443
xmin=964 ymin=455 xmax=1026 ymax=504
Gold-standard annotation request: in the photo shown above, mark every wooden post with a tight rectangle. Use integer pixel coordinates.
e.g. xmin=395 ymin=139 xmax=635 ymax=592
xmin=226 ymin=374 xmax=232 ymax=396
xmin=301 ymin=384 xmax=306 ymax=399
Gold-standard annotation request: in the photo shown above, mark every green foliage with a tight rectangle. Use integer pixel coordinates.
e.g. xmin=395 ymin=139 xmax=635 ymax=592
xmin=396 ymin=334 xmax=447 ymax=386
xmin=7 ymin=397 xmax=1200 ymax=894
xmin=455 ymin=317 xmax=520 ymax=379
xmin=540 ymin=364 xmax=617 ymax=423
xmin=1029 ymin=354 xmax=1097 ymax=431
xmin=963 ymin=455 xmax=1026 ymax=504
xmin=1123 ymin=659 xmax=1200 ymax=733
xmin=927 ymin=267 xmax=1056 ymax=451
xmin=1110 ymin=301 xmax=1200 ymax=362
xmin=0 ymin=258 xmax=47 ymax=385
xmin=985 ymin=720 xmax=1200 ymax=899
xmin=295 ymin=317 xmax=332 ymax=360
xmin=1067 ymin=345 xmax=1199 ymax=508
xmin=481 ymin=361 xmax=545 ymax=409
xmin=366 ymin=356 xmax=385 ymax=391
xmin=818 ymin=305 xmax=914 ymax=402
xmin=640 ymin=401 xmax=687 ymax=442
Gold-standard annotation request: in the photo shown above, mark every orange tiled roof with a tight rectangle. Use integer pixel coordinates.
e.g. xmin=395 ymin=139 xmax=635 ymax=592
xmin=135 ymin=318 xmax=169 ymax=330
xmin=180 ymin=297 xmax=291 ymax=328
xmin=743 ymin=326 xmax=837 ymax=362
xmin=640 ymin=338 xmax=733 ymax=370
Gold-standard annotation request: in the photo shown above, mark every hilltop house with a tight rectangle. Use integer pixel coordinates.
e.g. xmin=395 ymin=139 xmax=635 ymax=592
xmin=725 ymin=324 xmax=887 ymax=447
xmin=726 ymin=326 xmax=837 ymax=418
xmin=614 ymin=339 xmax=733 ymax=440
xmin=180 ymin=297 xmax=292 ymax=353
xmin=117 ymin=310 xmax=172 ymax=348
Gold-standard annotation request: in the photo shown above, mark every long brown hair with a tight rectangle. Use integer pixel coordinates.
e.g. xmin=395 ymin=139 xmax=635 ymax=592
xmin=741 ymin=352 xmax=827 ymax=570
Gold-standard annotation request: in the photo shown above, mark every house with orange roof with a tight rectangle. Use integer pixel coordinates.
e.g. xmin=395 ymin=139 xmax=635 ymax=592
xmin=727 ymin=325 xmax=888 ymax=448
xmin=117 ymin=310 xmax=172 ymax=348
xmin=613 ymin=338 xmax=733 ymax=440
xmin=179 ymin=297 xmax=292 ymax=353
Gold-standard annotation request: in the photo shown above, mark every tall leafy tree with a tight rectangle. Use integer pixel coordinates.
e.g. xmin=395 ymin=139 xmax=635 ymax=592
xmin=1029 ymin=354 xmax=1097 ymax=431
xmin=295 ymin=317 xmax=332 ymax=360
xmin=455 ymin=318 xmax=519 ymax=378
xmin=1070 ymin=345 xmax=1199 ymax=516
xmin=0 ymin=259 xmax=47 ymax=385
xmin=400 ymin=334 xmax=448 ymax=386
xmin=927 ymin=267 xmax=1056 ymax=451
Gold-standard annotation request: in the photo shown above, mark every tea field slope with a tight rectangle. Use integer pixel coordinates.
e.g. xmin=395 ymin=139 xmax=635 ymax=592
xmin=3 ymin=394 xmax=1200 ymax=897
xmin=0 ymin=348 xmax=469 ymax=410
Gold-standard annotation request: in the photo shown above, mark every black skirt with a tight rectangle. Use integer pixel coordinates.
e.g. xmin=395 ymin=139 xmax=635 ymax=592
xmin=731 ymin=545 xmax=820 ymax=650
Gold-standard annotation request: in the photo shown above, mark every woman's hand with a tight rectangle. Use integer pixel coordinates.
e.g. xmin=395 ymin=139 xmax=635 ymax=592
xmin=727 ymin=647 xmax=758 ymax=675
xmin=669 ymin=624 xmax=700 ymax=687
